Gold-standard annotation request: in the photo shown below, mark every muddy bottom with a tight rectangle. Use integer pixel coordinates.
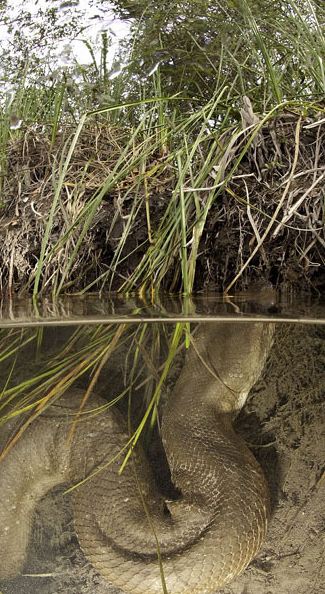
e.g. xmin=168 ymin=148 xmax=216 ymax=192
xmin=0 ymin=324 xmax=324 ymax=594
xmin=225 ymin=323 xmax=325 ymax=594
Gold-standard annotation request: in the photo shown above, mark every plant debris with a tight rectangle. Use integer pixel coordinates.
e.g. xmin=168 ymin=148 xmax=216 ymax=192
xmin=0 ymin=105 xmax=324 ymax=295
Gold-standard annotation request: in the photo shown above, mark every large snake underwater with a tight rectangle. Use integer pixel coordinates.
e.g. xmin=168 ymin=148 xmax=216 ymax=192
xmin=0 ymin=322 xmax=275 ymax=593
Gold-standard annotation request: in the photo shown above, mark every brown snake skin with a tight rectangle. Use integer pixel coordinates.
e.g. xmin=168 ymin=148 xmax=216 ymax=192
xmin=0 ymin=322 xmax=274 ymax=593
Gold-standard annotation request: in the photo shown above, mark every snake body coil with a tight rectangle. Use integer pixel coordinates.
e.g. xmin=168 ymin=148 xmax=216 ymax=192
xmin=0 ymin=322 xmax=274 ymax=593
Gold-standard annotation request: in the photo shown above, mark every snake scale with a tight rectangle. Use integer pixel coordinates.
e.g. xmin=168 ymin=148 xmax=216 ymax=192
xmin=0 ymin=322 xmax=274 ymax=593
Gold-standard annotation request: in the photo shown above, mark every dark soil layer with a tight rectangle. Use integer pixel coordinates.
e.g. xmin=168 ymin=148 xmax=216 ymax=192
xmin=0 ymin=108 xmax=324 ymax=294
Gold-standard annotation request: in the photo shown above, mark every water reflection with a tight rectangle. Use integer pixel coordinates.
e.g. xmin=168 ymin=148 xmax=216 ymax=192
xmin=0 ymin=291 xmax=324 ymax=327
xmin=0 ymin=320 xmax=323 ymax=594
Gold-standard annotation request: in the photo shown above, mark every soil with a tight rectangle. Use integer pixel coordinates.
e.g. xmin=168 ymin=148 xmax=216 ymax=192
xmin=1 ymin=111 xmax=324 ymax=295
xmin=0 ymin=322 xmax=324 ymax=594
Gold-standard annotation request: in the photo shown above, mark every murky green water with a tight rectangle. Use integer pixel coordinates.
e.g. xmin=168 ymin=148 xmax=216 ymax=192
xmin=0 ymin=294 xmax=324 ymax=594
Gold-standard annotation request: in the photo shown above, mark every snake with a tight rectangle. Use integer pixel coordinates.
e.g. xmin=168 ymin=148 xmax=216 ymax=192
xmin=0 ymin=322 xmax=274 ymax=594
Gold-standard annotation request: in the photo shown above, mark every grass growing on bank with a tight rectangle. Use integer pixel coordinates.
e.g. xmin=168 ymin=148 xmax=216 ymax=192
xmin=0 ymin=93 xmax=324 ymax=297
xmin=0 ymin=0 xmax=324 ymax=297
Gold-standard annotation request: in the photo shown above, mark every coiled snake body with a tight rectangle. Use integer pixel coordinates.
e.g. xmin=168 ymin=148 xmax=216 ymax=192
xmin=0 ymin=322 xmax=274 ymax=593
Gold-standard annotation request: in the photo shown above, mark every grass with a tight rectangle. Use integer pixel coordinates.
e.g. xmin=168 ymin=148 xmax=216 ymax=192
xmin=0 ymin=0 xmax=324 ymax=512
xmin=0 ymin=321 xmax=188 ymax=481
xmin=0 ymin=1 xmax=323 ymax=296
xmin=0 ymin=2 xmax=324 ymax=588
xmin=1 ymin=87 xmax=323 ymax=295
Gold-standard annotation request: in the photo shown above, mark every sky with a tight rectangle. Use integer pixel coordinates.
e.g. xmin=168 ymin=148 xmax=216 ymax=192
xmin=1 ymin=0 xmax=131 ymax=69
